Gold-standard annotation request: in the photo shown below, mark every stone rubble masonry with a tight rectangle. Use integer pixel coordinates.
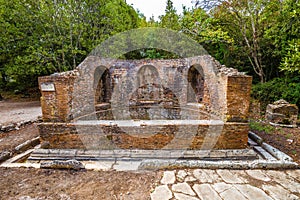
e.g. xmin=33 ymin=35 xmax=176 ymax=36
xmin=38 ymin=55 xmax=252 ymax=150
xmin=265 ymin=99 xmax=298 ymax=125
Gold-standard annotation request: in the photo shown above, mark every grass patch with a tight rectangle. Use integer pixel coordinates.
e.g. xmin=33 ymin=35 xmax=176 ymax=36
xmin=285 ymin=133 xmax=293 ymax=139
xmin=250 ymin=121 xmax=275 ymax=134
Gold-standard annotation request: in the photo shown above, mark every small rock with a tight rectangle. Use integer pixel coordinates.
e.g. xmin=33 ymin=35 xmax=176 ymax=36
xmin=40 ymin=160 xmax=84 ymax=170
xmin=40 ymin=141 xmax=50 ymax=149
xmin=18 ymin=196 xmax=37 ymax=200
xmin=0 ymin=151 xmax=12 ymax=162
xmin=184 ymin=175 xmax=197 ymax=182
xmin=185 ymin=176 xmax=197 ymax=182
xmin=287 ymin=139 xmax=293 ymax=144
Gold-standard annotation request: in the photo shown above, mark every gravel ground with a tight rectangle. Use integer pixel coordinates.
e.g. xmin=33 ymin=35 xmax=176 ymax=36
xmin=0 ymin=101 xmax=41 ymax=126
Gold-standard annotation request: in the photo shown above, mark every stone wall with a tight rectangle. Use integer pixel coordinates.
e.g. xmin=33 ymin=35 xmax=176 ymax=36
xmin=38 ymin=55 xmax=252 ymax=150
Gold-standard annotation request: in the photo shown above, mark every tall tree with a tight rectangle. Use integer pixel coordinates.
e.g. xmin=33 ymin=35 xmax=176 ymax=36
xmin=195 ymin=0 xmax=283 ymax=82
xmin=213 ymin=0 xmax=270 ymax=82
xmin=159 ymin=0 xmax=180 ymax=30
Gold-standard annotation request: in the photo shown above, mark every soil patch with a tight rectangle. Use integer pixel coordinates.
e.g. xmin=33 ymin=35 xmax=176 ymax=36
xmin=249 ymin=100 xmax=300 ymax=164
xmin=0 ymin=124 xmax=39 ymax=152
xmin=0 ymin=101 xmax=41 ymax=126
xmin=0 ymin=168 xmax=161 ymax=200
xmin=252 ymin=126 xmax=300 ymax=164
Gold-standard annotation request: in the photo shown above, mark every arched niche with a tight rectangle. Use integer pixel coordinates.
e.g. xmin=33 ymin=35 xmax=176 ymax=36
xmin=128 ymin=65 xmax=180 ymax=120
xmin=137 ymin=65 xmax=159 ymax=87
xmin=187 ymin=65 xmax=205 ymax=103
xmin=94 ymin=66 xmax=111 ymax=105
xmin=135 ymin=65 xmax=161 ymax=102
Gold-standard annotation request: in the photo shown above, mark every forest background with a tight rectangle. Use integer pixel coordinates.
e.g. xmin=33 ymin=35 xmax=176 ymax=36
xmin=0 ymin=0 xmax=299 ymax=110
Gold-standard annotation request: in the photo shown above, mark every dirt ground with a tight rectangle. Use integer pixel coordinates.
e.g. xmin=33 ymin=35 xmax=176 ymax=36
xmin=0 ymin=123 xmax=160 ymax=200
xmin=0 ymin=124 xmax=39 ymax=152
xmin=249 ymin=100 xmax=300 ymax=164
xmin=0 ymin=99 xmax=299 ymax=199
xmin=0 ymin=99 xmax=40 ymax=154
xmin=0 ymin=100 xmax=161 ymax=200
xmin=253 ymin=126 xmax=300 ymax=164
xmin=0 ymin=100 xmax=41 ymax=126
xmin=0 ymin=167 xmax=161 ymax=200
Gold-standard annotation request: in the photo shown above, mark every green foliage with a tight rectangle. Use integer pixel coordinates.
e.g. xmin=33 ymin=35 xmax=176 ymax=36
xmin=0 ymin=0 xmax=139 ymax=92
xmin=252 ymin=77 xmax=300 ymax=110
xmin=249 ymin=121 xmax=275 ymax=134
xmin=280 ymin=39 xmax=300 ymax=73
xmin=209 ymin=0 xmax=285 ymax=82
xmin=159 ymin=0 xmax=180 ymax=30
xmin=0 ymin=0 xmax=299 ymax=102
xmin=264 ymin=0 xmax=300 ymax=74
xmin=123 ymin=48 xmax=180 ymax=59
xmin=180 ymin=7 xmax=234 ymax=65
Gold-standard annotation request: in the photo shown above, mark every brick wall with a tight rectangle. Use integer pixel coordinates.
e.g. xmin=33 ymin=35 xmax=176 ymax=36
xmin=38 ymin=55 xmax=252 ymax=150
xmin=225 ymin=76 xmax=252 ymax=122
xmin=39 ymin=75 xmax=76 ymax=122
xmin=38 ymin=122 xmax=248 ymax=150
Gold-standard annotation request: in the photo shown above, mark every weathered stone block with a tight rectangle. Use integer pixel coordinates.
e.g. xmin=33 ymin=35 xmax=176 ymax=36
xmin=266 ymin=99 xmax=298 ymax=125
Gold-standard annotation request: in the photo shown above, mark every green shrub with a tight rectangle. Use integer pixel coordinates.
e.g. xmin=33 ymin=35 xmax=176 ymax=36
xmin=252 ymin=77 xmax=300 ymax=111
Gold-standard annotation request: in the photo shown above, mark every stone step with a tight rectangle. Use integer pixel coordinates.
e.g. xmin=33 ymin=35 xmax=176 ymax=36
xmin=28 ymin=148 xmax=258 ymax=162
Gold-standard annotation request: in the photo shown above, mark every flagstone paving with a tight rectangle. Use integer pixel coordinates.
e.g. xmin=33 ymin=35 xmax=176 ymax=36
xmin=151 ymin=169 xmax=300 ymax=200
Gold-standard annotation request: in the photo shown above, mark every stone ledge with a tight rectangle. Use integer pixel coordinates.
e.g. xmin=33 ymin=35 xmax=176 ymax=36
xmin=28 ymin=149 xmax=258 ymax=161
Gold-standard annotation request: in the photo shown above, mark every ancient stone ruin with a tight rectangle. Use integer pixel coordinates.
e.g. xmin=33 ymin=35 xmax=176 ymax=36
xmin=36 ymin=55 xmax=252 ymax=155
xmin=266 ymin=99 xmax=298 ymax=127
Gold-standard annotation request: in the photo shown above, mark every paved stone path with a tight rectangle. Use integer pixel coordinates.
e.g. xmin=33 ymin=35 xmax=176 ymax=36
xmin=151 ymin=169 xmax=300 ymax=200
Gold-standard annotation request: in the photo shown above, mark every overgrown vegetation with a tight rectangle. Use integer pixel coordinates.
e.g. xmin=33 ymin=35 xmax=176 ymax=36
xmin=252 ymin=77 xmax=300 ymax=110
